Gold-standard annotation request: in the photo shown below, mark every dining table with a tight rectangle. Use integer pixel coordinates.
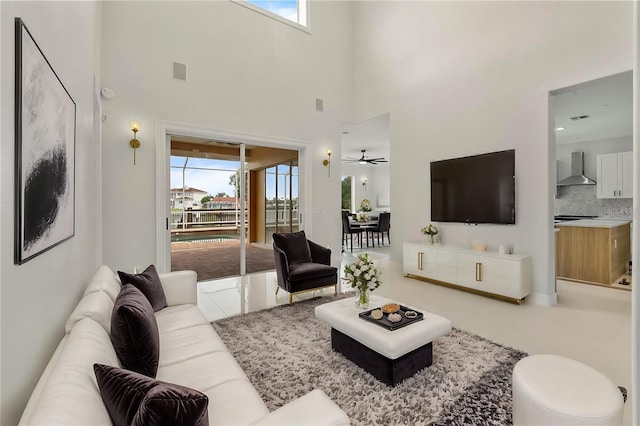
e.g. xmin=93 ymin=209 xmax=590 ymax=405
xmin=348 ymin=219 xmax=379 ymax=248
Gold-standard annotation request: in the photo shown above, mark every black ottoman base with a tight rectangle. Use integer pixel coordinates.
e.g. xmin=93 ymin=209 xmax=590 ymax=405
xmin=331 ymin=328 xmax=433 ymax=386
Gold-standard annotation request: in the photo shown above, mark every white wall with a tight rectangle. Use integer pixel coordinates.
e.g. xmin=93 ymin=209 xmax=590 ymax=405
xmin=100 ymin=1 xmax=354 ymax=272
xmin=342 ymin=163 xmax=390 ymax=212
xmin=0 ymin=2 xmax=101 ymax=424
xmin=354 ymin=1 xmax=633 ymax=304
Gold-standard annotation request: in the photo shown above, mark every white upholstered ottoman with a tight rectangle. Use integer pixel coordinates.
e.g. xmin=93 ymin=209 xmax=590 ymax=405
xmin=512 ymin=354 xmax=624 ymax=425
xmin=315 ymin=296 xmax=451 ymax=385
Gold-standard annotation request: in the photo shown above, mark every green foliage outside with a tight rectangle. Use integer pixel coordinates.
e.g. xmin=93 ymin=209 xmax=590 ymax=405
xmin=341 ymin=176 xmax=352 ymax=210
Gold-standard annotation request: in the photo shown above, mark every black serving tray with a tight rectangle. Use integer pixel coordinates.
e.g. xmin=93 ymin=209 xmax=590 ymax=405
xmin=359 ymin=305 xmax=424 ymax=331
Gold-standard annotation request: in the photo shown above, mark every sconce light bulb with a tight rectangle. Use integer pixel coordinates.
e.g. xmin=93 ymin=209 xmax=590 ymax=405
xmin=327 ymin=149 xmax=332 ymax=156
xmin=130 ymin=120 xmax=141 ymax=132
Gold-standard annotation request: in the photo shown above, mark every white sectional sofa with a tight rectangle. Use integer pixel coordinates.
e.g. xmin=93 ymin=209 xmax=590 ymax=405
xmin=19 ymin=265 xmax=349 ymax=425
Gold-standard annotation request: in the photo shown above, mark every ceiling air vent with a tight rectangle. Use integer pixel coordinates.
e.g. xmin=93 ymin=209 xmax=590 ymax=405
xmin=570 ymin=114 xmax=591 ymax=121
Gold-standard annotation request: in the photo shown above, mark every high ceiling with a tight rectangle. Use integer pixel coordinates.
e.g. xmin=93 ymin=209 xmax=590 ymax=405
xmin=553 ymin=71 xmax=632 ymax=145
xmin=341 ymin=113 xmax=390 ymax=163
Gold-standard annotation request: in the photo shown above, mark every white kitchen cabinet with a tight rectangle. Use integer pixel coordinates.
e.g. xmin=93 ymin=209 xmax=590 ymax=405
xmin=403 ymin=243 xmax=532 ymax=303
xmin=597 ymin=152 xmax=632 ymax=199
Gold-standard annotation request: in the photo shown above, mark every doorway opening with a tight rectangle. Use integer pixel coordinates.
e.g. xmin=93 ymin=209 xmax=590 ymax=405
xmin=167 ymin=136 xmax=299 ymax=281
xmin=550 ymin=71 xmax=633 ymax=294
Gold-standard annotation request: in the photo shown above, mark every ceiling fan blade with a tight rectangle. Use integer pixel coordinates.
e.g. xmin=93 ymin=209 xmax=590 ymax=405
xmin=367 ymin=157 xmax=386 ymax=161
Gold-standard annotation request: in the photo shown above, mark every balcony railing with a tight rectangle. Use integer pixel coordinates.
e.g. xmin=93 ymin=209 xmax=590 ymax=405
xmin=171 ymin=208 xmax=299 ymax=230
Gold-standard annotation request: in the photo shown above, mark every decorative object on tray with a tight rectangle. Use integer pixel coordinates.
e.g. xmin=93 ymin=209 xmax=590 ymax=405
xmin=359 ymin=198 xmax=372 ymax=212
xmin=344 ymin=253 xmax=382 ymax=309
xmin=388 ymin=313 xmax=402 ymax=323
xmin=370 ymin=309 xmax=383 ymax=320
xmin=359 ymin=304 xmax=424 ymax=330
xmin=421 ymin=223 xmax=438 ymax=244
xmin=381 ymin=303 xmax=400 ymax=313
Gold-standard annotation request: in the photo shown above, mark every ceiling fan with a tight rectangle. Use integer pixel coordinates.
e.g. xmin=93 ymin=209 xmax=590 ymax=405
xmin=343 ymin=149 xmax=388 ymax=165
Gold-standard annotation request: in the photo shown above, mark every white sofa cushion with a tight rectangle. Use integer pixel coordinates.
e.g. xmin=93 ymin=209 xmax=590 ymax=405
xmin=25 ymin=318 xmax=119 ymax=425
xmin=83 ymin=265 xmax=122 ymax=302
xmin=159 ymin=270 xmax=198 ymax=306
xmin=65 ymin=290 xmax=113 ymax=334
xmin=249 ymin=389 xmax=350 ymax=426
xmin=156 ymin=304 xmax=270 ymax=425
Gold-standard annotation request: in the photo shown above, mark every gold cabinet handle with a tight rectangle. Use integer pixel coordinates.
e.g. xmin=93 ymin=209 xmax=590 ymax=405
xmin=476 ymin=262 xmax=483 ymax=281
xmin=418 ymin=252 xmax=424 ymax=270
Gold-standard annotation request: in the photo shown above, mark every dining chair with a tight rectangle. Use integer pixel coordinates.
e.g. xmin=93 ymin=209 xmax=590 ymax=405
xmin=342 ymin=212 xmax=363 ymax=252
xmin=373 ymin=212 xmax=391 ymax=246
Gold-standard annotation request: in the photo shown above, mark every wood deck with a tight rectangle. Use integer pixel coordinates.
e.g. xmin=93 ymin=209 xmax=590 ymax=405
xmin=171 ymin=240 xmax=275 ymax=282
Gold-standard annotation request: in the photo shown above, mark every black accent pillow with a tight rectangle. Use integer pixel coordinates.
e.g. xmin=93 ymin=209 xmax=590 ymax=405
xmin=110 ymin=284 xmax=160 ymax=378
xmin=118 ymin=264 xmax=168 ymax=312
xmin=272 ymin=230 xmax=312 ymax=265
xmin=94 ymin=364 xmax=209 ymax=426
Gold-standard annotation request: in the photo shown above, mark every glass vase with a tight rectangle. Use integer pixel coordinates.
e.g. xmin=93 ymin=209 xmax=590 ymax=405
xmin=355 ymin=286 xmax=371 ymax=309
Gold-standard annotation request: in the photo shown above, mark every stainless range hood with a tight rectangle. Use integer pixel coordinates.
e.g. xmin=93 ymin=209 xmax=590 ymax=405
xmin=557 ymin=151 xmax=596 ymax=186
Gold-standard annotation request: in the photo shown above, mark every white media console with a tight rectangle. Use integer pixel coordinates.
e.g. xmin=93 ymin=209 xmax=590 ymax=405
xmin=403 ymin=242 xmax=533 ymax=304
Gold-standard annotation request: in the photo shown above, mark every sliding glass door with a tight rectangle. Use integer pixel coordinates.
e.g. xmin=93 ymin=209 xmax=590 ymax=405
xmin=265 ymin=162 xmax=298 ymax=244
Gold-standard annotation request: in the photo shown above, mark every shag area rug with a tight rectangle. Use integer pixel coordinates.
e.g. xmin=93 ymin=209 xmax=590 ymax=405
xmin=212 ymin=295 xmax=527 ymax=425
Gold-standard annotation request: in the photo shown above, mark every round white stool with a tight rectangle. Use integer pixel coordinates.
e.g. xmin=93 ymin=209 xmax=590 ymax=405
xmin=512 ymin=354 xmax=623 ymax=425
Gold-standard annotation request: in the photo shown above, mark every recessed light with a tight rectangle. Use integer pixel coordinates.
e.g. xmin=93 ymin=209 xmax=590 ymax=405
xmin=341 ymin=131 xmax=350 ymax=135
xmin=555 ymin=127 xmax=565 ymax=131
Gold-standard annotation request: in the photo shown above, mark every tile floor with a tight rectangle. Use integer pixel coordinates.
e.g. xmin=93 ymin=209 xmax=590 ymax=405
xmin=198 ymin=245 xmax=633 ymax=424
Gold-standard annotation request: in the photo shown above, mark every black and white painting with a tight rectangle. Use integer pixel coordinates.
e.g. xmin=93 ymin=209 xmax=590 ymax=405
xmin=15 ymin=18 xmax=75 ymax=264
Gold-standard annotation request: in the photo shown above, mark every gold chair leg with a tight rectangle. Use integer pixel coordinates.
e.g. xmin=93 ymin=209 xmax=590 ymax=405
xmin=289 ymin=294 xmax=293 ymax=305
xmin=334 ymin=284 xmax=337 ymax=296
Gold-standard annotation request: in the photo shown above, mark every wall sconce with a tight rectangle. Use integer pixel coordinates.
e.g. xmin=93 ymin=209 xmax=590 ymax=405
xmin=362 ymin=177 xmax=368 ymax=190
xmin=322 ymin=149 xmax=332 ymax=177
xmin=129 ymin=120 xmax=141 ymax=165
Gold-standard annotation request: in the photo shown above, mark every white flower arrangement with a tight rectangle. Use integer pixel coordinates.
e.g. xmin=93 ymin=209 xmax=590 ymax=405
xmin=344 ymin=253 xmax=382 ymax=293
xmin=421 ymin=223 xmax=438 ymax=236
xmin=359 ymin=198 xmax=372 ymax=212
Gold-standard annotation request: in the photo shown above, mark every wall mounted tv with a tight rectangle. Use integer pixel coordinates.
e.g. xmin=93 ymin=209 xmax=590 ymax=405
xmin=430 ymin=149 xmax=515 ymax=225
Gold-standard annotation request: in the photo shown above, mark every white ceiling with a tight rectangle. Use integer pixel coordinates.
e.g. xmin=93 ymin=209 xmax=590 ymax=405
xmin=341 ymin=113 xmax=390 ymax=162
xmin=553 ymin=71 xmax=632 ymax=145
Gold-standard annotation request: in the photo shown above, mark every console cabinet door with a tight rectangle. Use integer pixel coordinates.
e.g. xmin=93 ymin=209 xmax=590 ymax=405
xmin=458 ymin=254 xmax=521 ymax=297
xmin=403 ymin=244 xmax=438 ymax=278
xmin=456 ymin=254 xmax=482 ymax=290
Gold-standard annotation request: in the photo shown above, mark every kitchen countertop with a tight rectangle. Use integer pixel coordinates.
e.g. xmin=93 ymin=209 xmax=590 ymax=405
xmin=555 ymin=219 xmax=631 ymax=228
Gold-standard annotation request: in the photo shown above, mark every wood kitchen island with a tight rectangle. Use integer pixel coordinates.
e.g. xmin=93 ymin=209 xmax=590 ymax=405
xmin=555 ymin=219 xmax=631 ymax=287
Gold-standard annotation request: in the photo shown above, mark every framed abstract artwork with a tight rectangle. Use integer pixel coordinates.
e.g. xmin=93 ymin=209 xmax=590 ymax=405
xmin=14 ymin=18 xmax=76 ymax=264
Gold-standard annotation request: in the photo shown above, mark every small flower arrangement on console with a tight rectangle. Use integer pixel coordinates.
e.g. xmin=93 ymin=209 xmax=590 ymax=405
xmin=421 ymin=223 xmax=438 ymax=244
xmin=359 ymin=198 xmax=372 ymax=212
xmin=344 ymin=253 xmax=382 ymax=309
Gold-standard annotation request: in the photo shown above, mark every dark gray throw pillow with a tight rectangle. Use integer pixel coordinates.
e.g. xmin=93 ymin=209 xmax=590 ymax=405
xmin=110 ymin=284 xmax=160 ymax=378
xmin=272 ymin=230 xmax=312 ymax=265
xmin=94 ymin=364 xmax=209 ymax=426
xmin=118 ymin=264 xmax=168 ymax=312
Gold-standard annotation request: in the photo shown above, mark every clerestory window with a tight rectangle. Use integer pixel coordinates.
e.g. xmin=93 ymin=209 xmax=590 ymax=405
xmin=232 ymin=0 xmax=308 ymax=32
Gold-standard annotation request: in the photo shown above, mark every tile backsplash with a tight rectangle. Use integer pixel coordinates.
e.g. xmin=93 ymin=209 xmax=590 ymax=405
xmin=555 ymin=185 xmax=633 ymax=220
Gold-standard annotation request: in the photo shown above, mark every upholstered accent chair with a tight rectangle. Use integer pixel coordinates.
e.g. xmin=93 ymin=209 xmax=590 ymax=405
xmin=272 ymin=231 xmax=338 ymax=305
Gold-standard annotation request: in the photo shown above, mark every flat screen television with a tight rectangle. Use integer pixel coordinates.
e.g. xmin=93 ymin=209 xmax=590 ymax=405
xmin=430 ymin=149 xmax=515 ymax=224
